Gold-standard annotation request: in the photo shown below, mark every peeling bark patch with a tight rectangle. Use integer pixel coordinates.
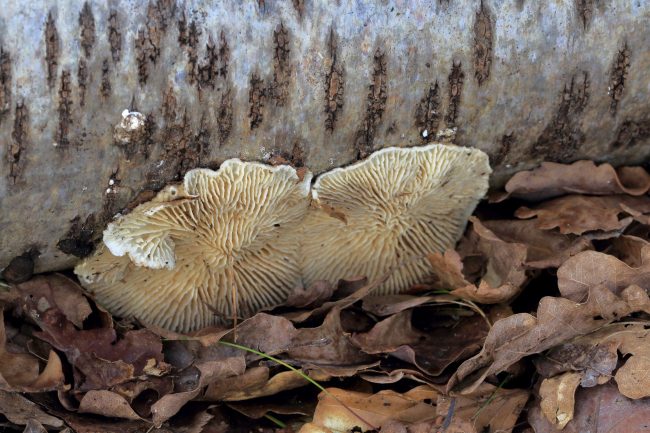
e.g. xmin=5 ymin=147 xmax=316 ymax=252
xmin=611 ymin=119 xmax=650 ymax=149
xmin=292 ymin=0 xmax=305 ymax=19
xmin=0 ymin=48 xmax=11 ymax=120
xmin=77 ymin=59 xmax=87 ymax=107
xmin=57 ymin=215 xmax=97 ymax=258
xmin=532 ymin=72 xmax=589 ymax=161
xmin=354 ymin=48 xmax=387 ymax=159
xmin=249 ymin=74 xmax=266 ymax=129
xmin=473 ymin=2 xmax=493 ymax=86
xmin=135 ymin=0 xmax=175 ymax=85
xmin=44 ymin=12 xmax=60 ymax=90
xmin=100 ymin=58 xmax=111 ymax=98
xmin=8 ymin=102 xmax=28 ymax=184
xmin=79 ymin=2 xmax=96 ymax=58
xmin=415 ymin=82 xmax=441 ymax=140
xmin=217 ymin=88 xmax=233 ymax=144
xmin=576 ymin=0 xmax=596 ymax=29
xmin=270 ymin=23 xmax=291 ymax=107
xmin=609 ymin=42 xmax=630 ymax=115
xmin=445 ymin=61 xmax=464 ymax=127
xmin=491 ymin=133 xmax=514 ymax=166
xmin=324 ymin=30 xmax=344 ymax=132
xmin=56 ymin=70 xmax=73 ymax=148
xmin=108 ymin=10 xmax=122 ymax=63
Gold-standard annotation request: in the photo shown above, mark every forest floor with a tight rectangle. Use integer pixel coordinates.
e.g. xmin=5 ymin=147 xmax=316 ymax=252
xmin=1 ymin=160 xmax=650 ymax=433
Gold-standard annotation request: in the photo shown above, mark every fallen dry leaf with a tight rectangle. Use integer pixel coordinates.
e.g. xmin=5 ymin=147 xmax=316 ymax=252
xmin=284 ymin=280 xmax=336 ymax=309
xmin=539 ymin=371 xmax=582 ymax=429
xmin=14 ymin=274 xmax=93 ymax=328
xmin=557 ymin=247 xmax=650 ymax=302
xmin=426 ymin=217 xmax=527 ymax=304
xmin=528 ymin=383 xmax=650 ymax=433
xmin=437 ymin=383 xmax=529 ymax=433
xmin=448 ymin=284 xmax=650 ymax=394
xmin=494 ymin=160 xmax=650 ymax=202
xmin=515 ymin=195 xmax=650 ymax=235
xmin=78 ymin=389 xmax=143 ymax=420
xmin=0 ymin=390 xmax=64 ymax=428
xmin=351 ymin=310 xmax=487 ymax=376
xmin=0 ymin=311 xmax=65 ymax=392
xmin=480 ymin=219 xmax=593 ymax=269
xmin=298 ymin=386 xmax=439 ymax=433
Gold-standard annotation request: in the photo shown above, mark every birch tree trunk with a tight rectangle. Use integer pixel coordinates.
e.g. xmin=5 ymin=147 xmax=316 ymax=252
xmin=1 ymin=0 xmax=649 ymax=273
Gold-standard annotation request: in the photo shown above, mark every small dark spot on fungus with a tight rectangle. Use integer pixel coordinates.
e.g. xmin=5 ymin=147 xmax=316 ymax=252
xmin=44 ymin=12 xmax=60 ymax=90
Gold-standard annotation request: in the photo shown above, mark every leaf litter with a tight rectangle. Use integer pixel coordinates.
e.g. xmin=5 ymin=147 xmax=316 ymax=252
xmin=1 ymin=159 xmax=650 ymax=432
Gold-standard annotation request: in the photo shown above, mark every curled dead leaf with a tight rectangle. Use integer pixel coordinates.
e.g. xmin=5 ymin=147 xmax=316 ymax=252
xmin=539 ymin=371 xmax=582 ymax=429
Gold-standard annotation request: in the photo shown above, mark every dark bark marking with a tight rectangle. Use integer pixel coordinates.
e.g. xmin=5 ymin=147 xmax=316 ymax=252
xmin=532 ymin=72 xmax=590 ymax=161
xmin=182 ymin=18 xmax=200 ymax=85
xmin=77 ymin=59 xmax=87 ymax=107
xmin=79 ymin=2 xmax=96 ymax=58
xmin=248 ymin=73 xmax=266 ymax=129
xmin=108 ymin=10 xmax=122 ymax=63
xmin=491 ymin=133 xmax=514 ymax=166
xmin=100 ymin=58 xmax=111 ymax=98
xmin=611 ymin=119 xmax=650 ymax=150
xmin=575 ymin=0 xmax=596 ymax=30
xmin=135 ymin=0 xmax=175 ymax=85
xmin=445 ymin=61 xmax=464 ymax=127
xmin=473 ymin=1 xmax=493 ymax=86
xmin=354 ymin=47 xmax=387 ymax=159
xmin=57 ymin=215 xmax=97 ymax=258
xmin=292 ymin=0 xmax=305 ymax=19
xmin=217 ymin=88 xmax=233 ymax=145
xmin=0 ymin=47 xmax=11 ymax=120
xmin=324 ymin=29 xmax=344 ymax=132
xmin=217 ymin=32 xmax=230 ymax=79
xmin=44 ymin=12 xmax=60 ymax=90
xmin=608 ymin=42 xmax=630 ymax=115
xmin=197 ymin=38 xmax=220 ymax=90
xmin=415 ymin=81 xmax=441 ymax=140
xmin=8 ymin=102 xmax=28 ymax=184
xmin=56 ymin=70 xmax=73 ymax=148
xmin=270 ymin=23 xmax=291 ymax=107
xmin=177 ymin=11 xmax=189 ymax=45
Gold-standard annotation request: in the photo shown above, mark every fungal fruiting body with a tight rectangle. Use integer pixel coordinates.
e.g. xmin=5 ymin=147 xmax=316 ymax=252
xmin=299 ymin=143 xmax=491 ymax=294
xmin=75 ymin=160 xmax=312 ymax=332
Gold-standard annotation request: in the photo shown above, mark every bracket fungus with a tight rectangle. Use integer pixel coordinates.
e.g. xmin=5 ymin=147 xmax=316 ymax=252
xmin=75 ymin=160 xmax=312 ymax=332
xmin=300 ymin=143 xmax=491 ymax=294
